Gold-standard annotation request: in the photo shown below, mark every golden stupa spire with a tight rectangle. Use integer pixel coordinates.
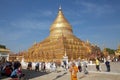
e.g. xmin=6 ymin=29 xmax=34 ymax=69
xmin=50 ymin=6 xmax=73 ymax=37
xmin=59 ymin=4 xmax=62 ymax=10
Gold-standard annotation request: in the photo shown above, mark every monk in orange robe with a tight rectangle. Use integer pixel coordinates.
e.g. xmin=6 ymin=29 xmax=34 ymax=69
xmin=69 ymin=62 xmax=78 ymax=80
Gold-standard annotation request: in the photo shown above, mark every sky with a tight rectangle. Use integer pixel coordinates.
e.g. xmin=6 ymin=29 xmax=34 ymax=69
xmin=0 ymin=0 xmax=120 ymax=53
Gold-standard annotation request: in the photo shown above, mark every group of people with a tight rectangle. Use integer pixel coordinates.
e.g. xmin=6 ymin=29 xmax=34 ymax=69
xmin=27 ymin=61 xmax=58 ymax=72
xmin=0 ymin=58 xmax=111 ymax=80
xmin=69 ymin=58 xmax=112 ymax=80
xmin=95 ymin=58 xmax=111 ymax=72
xmin=69 ymin=60 xmax=89 ymax=80
xmin=0 ymin=61 xmax=25 ymax=80
xmin=0 ymin=58 xmax=112 ymax=80
xmin=0 ymin=61 xmax=13 ymax=77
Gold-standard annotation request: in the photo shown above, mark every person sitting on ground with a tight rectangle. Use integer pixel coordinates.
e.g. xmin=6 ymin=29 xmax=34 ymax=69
xmin=10 ymin=63 xmax=25 ymax=80
xmin=10 ymin=68 xmax=18 ymax=79
xmin=4 ymin=65 xmax=12 ymax=77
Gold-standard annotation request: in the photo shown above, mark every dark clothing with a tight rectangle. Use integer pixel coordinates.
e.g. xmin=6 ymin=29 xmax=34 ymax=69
xmin=5 ymin=66 xmax=12 ymax=76
xmin=35 ymin=63 xmax=39 ymax=71
xmin=78 ymin=66 xmax=82 ymax=72
xmin=96 ymin=65 xmax=100 ymax=71
xmin=14 ymin=61 xmax=21 ymax=70
xmin=78 ymin=61 xmax=82 ymax=72
xmin=105 ymin=61 xmax=110 ymax=72
xmin=27 ymin=62 xmax=32 ymax=70
xmin=63 ymin=61 xmax=67 ymax=69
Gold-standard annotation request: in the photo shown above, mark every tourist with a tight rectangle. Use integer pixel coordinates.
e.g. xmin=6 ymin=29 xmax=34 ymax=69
xmin=14 ymin=61 xmax=21 ymax=70
xmin=10 ymin=63 xmax=25 ymax=80
xmin=41 ymin=62 xmax=46 ymax=72
xmin=105 ymin=60 xmax=110 ymax=72
xmin=35 ymin=62 xmax=39 ymax=71
xmin=10 ymin=68 xmax=18 ymax=79
xmin=4 ymin=65 xmax=12 ymax=76
xmin=63 ymin=61 xmax=67 ymax=70
xmin=0 ymin=62 xmax=13 ymax=77
xmin=17 ymin=66 xmax=25 ymax=79
xmin=95 ymin=58 xmax=100 ymax=71
xmin=27 ymin=62 xmax=32 ymax=70
xmin=69 ymin=62 xmax=78 ymax=80
xmin=0 ymin=63 xmax=6 ymax=76
xmin=51 ymin=62 xmax=56 ymax=72
xmin=82 ymin=60 xmax=88 ymax=74
xmin=77 ymin=60 xmax=82 ymax=72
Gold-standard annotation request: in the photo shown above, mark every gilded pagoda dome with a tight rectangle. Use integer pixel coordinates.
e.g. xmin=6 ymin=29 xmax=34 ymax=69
xmin=23 ymin=6 xmax=101 ymax=62
xmin=50 ymin=6 xmax=73 ymax=37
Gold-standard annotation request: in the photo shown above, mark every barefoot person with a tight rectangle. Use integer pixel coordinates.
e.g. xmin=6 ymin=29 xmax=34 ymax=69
xmin=69 ymin=62 xmax=78 ymax=80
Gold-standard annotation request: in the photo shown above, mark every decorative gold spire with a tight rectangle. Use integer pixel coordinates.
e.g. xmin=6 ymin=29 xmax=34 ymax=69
xmin=50 ymin=6 xmax=73 ymax=37
xmin=59 ymin=5 xmax=61 ymax=10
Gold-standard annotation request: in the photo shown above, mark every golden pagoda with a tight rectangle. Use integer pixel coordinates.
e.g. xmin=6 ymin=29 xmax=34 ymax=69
xmin=115 ymin=44 xmax=120 ymax=56
xmin=24 ymin=7 xmax=101 ymax=62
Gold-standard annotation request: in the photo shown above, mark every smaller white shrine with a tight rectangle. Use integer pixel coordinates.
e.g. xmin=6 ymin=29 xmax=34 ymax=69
xmin=0 ymin=45 xmax=10 ymax=62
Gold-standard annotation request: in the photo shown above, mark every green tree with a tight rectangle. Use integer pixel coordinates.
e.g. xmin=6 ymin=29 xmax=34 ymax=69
xmin=105 ymin=48 xmax=115 ymax=55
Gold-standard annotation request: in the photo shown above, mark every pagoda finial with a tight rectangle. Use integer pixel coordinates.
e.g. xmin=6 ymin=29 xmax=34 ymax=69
xmin=50 ymin=0 xmax=73 ymax=37
xmin=59 ymin=5 xmax=62 ymax=10
xmin=59 ymin=0 xmax=62 ymax=10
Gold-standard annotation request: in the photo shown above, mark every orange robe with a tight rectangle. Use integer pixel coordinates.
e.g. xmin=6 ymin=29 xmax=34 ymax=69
xmin=69 ymin=66 xmax=78 ymax=80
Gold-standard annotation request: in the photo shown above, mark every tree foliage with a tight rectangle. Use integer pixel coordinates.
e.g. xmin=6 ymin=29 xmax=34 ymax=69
xmin=105 ymin=48 xmax=115 ymax=54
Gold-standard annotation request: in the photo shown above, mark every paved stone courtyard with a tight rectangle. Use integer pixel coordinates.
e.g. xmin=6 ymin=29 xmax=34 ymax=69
xmin=2 ymin=62 xmax=120 ymax=80
xmin=26 ymin=71 xmax=120 ymax=80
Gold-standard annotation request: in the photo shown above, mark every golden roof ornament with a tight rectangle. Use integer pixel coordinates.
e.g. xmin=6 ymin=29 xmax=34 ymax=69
xmin=59 ymin=5 xmax=62 ymax=10
xmin=50 ymin=6 xmax=73 ymax=37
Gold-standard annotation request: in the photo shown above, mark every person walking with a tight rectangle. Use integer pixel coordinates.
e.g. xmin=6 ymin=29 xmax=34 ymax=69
xmin=69 ymin=62 xmax=78 ymax=80
xmin=35 ymin=62 xmax=39 ymax=71
xmin=95 ymin=58 xmax=100 ymax=71
xmin=77 ymin=61 xmax=82 ymax=72
xmin=82 ymin=60 xmax=88 ymax=74
xmin=27 ymin=62 xmax=32 ymax=70
xmin=105 ymin=60 xmax=110 ymax=72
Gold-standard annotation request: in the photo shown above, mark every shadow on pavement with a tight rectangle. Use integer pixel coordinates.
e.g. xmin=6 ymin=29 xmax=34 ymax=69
xmin=79 ymin=75 xmax=86 ymax=79
xmin=22 ymin=69 xmax=50 ymax=79
xmin=52 ymin=72 xmax=67 ymax=80
xmin=1 ymin=69 xmax=50 ymax=80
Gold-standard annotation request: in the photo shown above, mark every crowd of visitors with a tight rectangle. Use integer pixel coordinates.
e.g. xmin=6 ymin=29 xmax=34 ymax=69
xmin=0 ymin=57 xmax=114 ymax=80
xmin=0 ymin=61 xmax=25 ymax=80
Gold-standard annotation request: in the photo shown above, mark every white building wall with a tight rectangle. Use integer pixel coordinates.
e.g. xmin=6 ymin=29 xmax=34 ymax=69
xmin=0 ymin=52 xmax=9 ymax=61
